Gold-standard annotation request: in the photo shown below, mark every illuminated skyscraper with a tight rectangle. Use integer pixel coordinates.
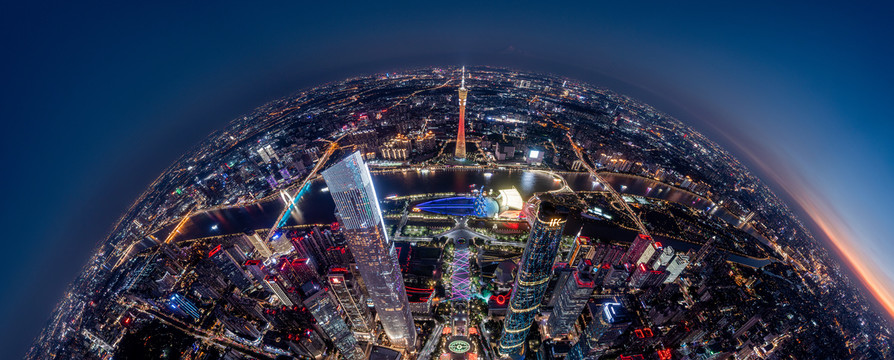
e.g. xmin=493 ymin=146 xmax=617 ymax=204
xmin=322 ymin=152 xmax=416 ymax=349
xmin=243 ymin=230 xmax=273 ymax=259
xmin=499 ymin=195 xmax=568 ymax=357
xmin=301 ymin=281 xmax=364 ymax=360
xmin=624 ymin=234 xmax=653 ymax=264
xmin=636 ymin=241 xmax=663 ymax=266
xmin=566 ymin=235 xmax=594 ymax=266
xmin=652 ymin=246 xmax=675 ymax=270
xmin=663 ymin=254 xmax=690 ymax=283
xmin=328 ymin=268 xmax=374 ymax=338
xmin=565 ymin=301 xmax=632 ymax=360
xmin=549 ymin=262 xmax=596 ymax=337
xmin=454 ymin=66 xmax=468 ymax=159
xmin=263 ymin=275 xmax=295 ymax=307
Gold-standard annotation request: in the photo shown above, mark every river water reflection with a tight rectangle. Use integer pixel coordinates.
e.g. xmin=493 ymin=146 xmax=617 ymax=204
xmin=174 ymin=169 xmax=560 ymax=240
xmin=172 ymin=169 xmax=773 ymax=267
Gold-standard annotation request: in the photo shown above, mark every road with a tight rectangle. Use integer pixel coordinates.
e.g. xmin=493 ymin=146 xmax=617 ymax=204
xmin=566 ymin=133 xmax=651 ymax=237
xmin=261 ymin=132 xmax=349 ymax=245
xmin=119 ymin=296 xmax=278 ymax=359
xmin=416 ymin=323 xmax=445 ymax=360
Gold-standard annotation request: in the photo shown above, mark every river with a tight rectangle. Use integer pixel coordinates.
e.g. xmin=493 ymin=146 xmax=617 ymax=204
xmin=168 ymin=168 xmax=773 ymax=267
xmin=171 ymin=168 xmax=561 ymax=240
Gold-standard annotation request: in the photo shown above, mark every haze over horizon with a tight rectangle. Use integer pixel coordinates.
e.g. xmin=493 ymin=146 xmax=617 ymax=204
xmin=2 ymin=1 xmax=893 ymax=357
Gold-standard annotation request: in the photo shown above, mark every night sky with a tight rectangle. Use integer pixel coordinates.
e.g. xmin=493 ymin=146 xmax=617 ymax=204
xmin=2 ymin=1 xmax=893 ymax=356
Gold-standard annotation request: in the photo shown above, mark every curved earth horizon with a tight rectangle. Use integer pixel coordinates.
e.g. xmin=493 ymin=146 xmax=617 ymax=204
xmin=26 ymin=66 xmax=894 ymax=359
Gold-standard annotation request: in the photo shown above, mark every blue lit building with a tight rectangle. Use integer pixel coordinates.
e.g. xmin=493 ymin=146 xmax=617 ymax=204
xmin=168 ymin=293 xmax=201 ymax=321
xmin=322 ymin=152 xmax=416 ymax=349
xmin=499 ymin=196 xmax=569 ymax=357
xmin=564 ymin=301 xmax=632 ymax=360
xmin=414 ymin=193 xmax=498 ymax=217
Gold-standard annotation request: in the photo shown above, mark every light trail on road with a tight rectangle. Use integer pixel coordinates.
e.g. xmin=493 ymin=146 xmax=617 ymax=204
xmin=566 ymin=133 xmax=651 ymax=237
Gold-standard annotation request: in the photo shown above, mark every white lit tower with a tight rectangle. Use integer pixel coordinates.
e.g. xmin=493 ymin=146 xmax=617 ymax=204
xmin=454 ymin=66 xmax=468 ymax=159
xmin=321 ymin=152 xmax=416 ymax=350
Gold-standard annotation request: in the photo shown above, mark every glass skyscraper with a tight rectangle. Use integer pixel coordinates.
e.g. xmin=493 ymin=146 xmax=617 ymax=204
xmin=322 ymin=152 xmax=416 ymax=350
xmin=548 ymin=262 xmax=596 ymax=337
xmin=328 ymin=269 xmax=374 ymax=338
xmin=499 ymin=196 xmax=569 ymax=357
xmin=301 ymin=281 xmax=364 ymax=360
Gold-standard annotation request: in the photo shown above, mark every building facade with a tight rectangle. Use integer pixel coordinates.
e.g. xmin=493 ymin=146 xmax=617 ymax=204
xmin=565 ymin=301 xmax=632 ymax=360
xmin=499 ymin=196 xmax=568 ymax=357
xmin=327 ymin=268 xmax=374 ymax=338
xmin=549 ymin=262 xmax=597 ymax=337
xmin=302 ymin=282 xmax=364 ymax=360
xmin=321 ymin=152 xmax=416 ymax=349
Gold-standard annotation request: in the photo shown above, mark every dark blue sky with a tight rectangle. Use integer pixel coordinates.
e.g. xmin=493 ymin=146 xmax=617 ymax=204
xmin=2 ymin=1 xmax=893 ymax=356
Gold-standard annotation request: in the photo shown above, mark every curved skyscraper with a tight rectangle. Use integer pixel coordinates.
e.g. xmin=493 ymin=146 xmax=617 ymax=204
xmin=499 ymin=195 xmax=569 ymax=358
xmin=322 ymin=152 xmax=416 ymax=350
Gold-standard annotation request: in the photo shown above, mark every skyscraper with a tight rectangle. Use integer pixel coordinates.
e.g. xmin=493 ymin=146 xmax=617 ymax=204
xmin=322 ymin=152 xmax=416 ymax=349
xmin=566 ymin=235 xmax=594 ymax=266
xmin=454 ymin=66 xmax=468 ymax=159
xmin=565 ymin=301 xmax=632 ymax=360
xmin=624 ymin=234 xmax=653 ymax=264
xmin=293 ymin=226 xmax=337 ymax=272
xmin=208 ymin=244 xmax=253 ymax=291
xmin=499 ymin=195 xmax=568 ymax=358
xmin=636 ymin=241 xmax=663 ymax=266
xmin=243 ymin=230 xmax=273 ymax=259
xmin=602 ymin=264 xmax=631 ymax=289
xmin=263 ymin=275 xmax=295 ymax=307
xmin=663 ymin=254 xmax=690 ymax=283
xmin=301 ymin=281 xmax=365 ymax=360
xmin=652 ymin=246 xmax=676 ymax=270
xmin=549 ymin=261 xmax=596 ymax=337
xmin=628 ymin=263 xmax=653 ymax=288
xmin=328 ymin=268 xmax=374 ymax=337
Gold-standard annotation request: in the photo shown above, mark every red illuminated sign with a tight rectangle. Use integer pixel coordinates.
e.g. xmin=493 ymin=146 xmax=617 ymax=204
xmin=208 ymin=244 xmax=222 ymax=257
xmin=657 ymin=348 xmax=672 ymax=360
xmin=634 ymin=327 xmax=654 ymax=338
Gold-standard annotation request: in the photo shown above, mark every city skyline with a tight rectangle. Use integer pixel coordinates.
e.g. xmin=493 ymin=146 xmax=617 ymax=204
xmin=2 ymin=2 xmax=894 ymax=358
xmin=19 ymin=65 xmax=894 ymax=359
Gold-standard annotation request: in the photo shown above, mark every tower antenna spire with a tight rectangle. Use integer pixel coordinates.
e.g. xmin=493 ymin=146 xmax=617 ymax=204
xmin=454 ymin=66 xmax=469 ymax=159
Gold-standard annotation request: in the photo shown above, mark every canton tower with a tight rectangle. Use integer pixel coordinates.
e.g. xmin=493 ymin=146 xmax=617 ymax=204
xmin=321 ymin=152 xmax=416 ymax=350
xmin=454 ymin=66 xmax=468 ymax=159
